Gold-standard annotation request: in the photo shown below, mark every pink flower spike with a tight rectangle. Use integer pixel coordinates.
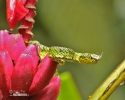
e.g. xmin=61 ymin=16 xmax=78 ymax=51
xmin=6 ymin=34 xmax=26 ymax=62
xmin=0 ymin=51 xmax=13 ymax=99
xmin=0 ymin=30 xmax=61 ymax=99
xmin=28 ymin=55 xmax=58 ymax=96
xmin=0 ymin=30 xmax=9 ymax=51
xmin=11 ymin=44 xmax=39 ymax=93
xmin=6 ymin=0 xmax=28 ymax=30
xmin=30 ymin=76 xmax=61 ymax=100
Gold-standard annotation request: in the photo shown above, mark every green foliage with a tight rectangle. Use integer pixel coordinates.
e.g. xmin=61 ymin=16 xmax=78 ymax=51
xmin=58 ymin=72 xmax=82 ymax=100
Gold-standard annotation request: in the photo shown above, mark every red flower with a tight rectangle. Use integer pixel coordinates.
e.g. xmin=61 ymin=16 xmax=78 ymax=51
xmin=6 ymin=0 xmax=37 ymax=42
xmin=0 ymin=30 xmax=61 ymax=100
xmin=6 ymin=0 xmax=28 ymax=30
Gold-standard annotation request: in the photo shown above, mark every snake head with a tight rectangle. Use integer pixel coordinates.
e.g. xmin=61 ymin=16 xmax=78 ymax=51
xmin=78 ymin=53 xmax=102 ymax=64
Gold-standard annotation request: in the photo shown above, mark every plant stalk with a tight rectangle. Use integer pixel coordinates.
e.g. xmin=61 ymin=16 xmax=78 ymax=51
xmin=89 ymin=59 xmax=125 ymax=100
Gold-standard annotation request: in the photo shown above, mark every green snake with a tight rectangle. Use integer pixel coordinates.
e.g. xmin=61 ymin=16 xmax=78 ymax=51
xmin=29 ymin=41 xmax=102 ymax=65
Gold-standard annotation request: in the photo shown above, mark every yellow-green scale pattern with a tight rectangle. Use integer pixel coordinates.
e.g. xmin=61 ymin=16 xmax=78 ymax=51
xmin=29 ymin=41 xmax=102 ymax=65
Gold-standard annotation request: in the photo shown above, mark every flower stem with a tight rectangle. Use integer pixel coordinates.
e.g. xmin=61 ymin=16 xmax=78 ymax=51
xmin=89 ymin=59 xmax=125 ymax=100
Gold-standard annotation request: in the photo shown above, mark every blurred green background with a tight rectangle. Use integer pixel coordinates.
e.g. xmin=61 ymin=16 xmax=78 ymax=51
xmin=0 ymin=0 xmax=125 ymax=100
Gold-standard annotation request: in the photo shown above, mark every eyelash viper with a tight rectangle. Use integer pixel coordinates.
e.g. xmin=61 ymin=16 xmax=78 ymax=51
xmin=29 ymin=41 xmax=102 ymax=65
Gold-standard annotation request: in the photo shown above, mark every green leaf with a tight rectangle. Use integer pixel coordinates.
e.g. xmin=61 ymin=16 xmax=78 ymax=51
xmin=58 ymin=72 xmax=82 ymax=100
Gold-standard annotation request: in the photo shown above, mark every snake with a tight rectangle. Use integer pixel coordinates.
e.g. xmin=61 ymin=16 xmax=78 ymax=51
xmin=29 ymin=41 xmax=102 ymax=65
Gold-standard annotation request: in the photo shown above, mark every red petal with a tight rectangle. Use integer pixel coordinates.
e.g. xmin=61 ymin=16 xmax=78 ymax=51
xmin=0 ymin=90 xmax=3 ymax=100
xmin=6 ymin=0 xmax=28 ymax=30
xmin=22 ymin=44 xmax=39 ymax=71
xmin=11 ymin=45 xmax=39 ymax=93
xmin=28 ymin=55 xmax=58 ymax=96
xmin=0 ymin=30 xmax=9 ymax=51
xmin=0 ymin=51 xmax=13 ymax=99
xmin=6 ymin=34 xmax=26 ymax=62
xmin=24 ymin=0 xmax=37 ymax=5
xmin=21 ymin=0 xmax=27 ymax=5
xmin=30 ymin=76 xmax=61 ymax=100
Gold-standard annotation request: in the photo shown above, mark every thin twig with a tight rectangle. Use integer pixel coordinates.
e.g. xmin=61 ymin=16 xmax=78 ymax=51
xmin=89 ymin=59 xmax=125 ymax=100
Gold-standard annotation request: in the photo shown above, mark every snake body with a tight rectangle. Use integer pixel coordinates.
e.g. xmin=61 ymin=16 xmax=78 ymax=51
xmin=29 ymin=41 xmax=102 ymax=65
